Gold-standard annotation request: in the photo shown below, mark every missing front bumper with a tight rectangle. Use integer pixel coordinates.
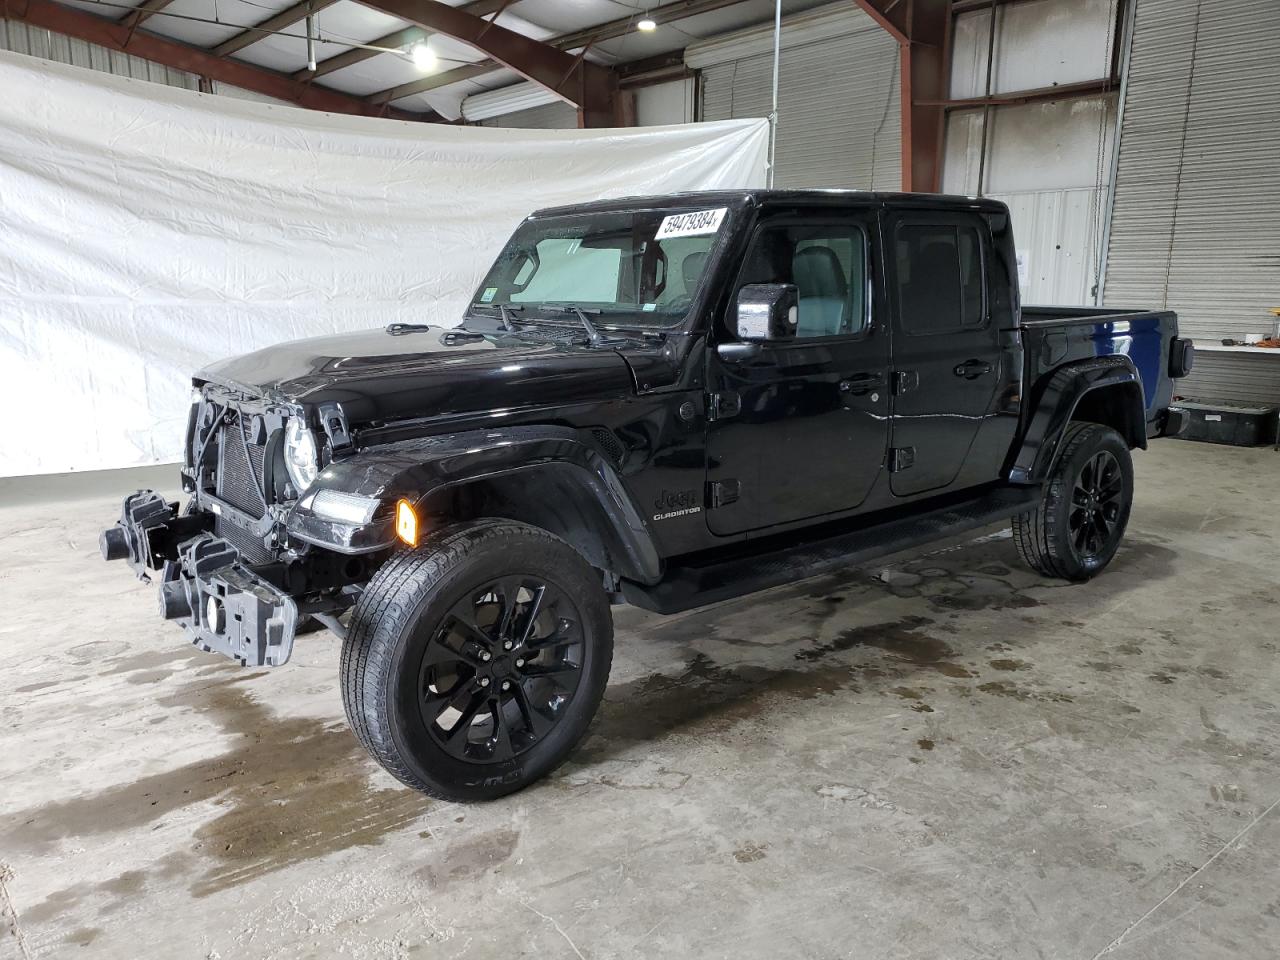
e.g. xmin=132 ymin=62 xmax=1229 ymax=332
xmin=102 ymin=492 xmax=298 ymax=667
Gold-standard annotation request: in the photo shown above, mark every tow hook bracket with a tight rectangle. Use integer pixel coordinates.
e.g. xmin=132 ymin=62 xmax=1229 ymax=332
xmin=101 ymin=491 xmax=179 ymax=582
xmin=167 ymin=535 xmax=300 ymax=668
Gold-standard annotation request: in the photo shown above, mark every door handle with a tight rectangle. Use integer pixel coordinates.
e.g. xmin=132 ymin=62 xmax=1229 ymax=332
xmin=953 ymin=359 xmax=993 ymax=379
xmin=839 ymin=372 xmax=884 ymax=395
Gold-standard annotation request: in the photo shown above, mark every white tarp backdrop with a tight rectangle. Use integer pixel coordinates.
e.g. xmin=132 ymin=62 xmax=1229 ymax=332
xmin=0 ymin=52 xmax=768 ymax=477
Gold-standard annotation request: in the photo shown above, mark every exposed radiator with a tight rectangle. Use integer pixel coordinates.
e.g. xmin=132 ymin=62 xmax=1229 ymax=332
xmin=214 ymin=516 xmax=273 ymax=565
xmin=217 ymin=423 xmax=267 ymax=519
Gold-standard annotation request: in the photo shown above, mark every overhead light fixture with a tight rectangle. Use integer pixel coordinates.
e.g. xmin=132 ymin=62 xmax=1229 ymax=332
xmin=410 ymin=41 xmax=436 ymax=71
xmin=637 ymin=16 xmax=657 ymax=32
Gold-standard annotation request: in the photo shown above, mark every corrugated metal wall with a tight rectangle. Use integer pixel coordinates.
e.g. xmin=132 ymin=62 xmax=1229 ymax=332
xmin=477 ymin=100 xmax=578 ymax=129
xmin=693 ymin=4 xmax=901 ymax=190
xmin=996 ymin=187 xmax=1112 ymax=304
xmin=950 ymin=0 xmax=1119 ymax=96
xmin=1175 ymin=352 xmax=1280 ymax=406
xmin=944 ymin=98 xmax=1116 ymax=305
xmin=1 ymin=20 xmax=285 ymax=106
xmin=471 ymin=78 xmax=693 ymax=129
xmin=1103 ymin=0 xmax=1280 ymax=403
xmin=635 ymin=78 xmax=695 ymax=127
xmin=0 ymin=19 xmax=198 ymax=90
xmin=943 ymin=0 xmax=1119 ymax=306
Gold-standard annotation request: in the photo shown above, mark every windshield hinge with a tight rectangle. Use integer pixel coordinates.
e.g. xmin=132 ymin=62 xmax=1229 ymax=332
xmin=707 ymin=392 xmax=741 ymax=421
xmin=708 ymin=479 xmax=740 ymax=508
xmin=317 ymin=402 xmax=353 ymax=454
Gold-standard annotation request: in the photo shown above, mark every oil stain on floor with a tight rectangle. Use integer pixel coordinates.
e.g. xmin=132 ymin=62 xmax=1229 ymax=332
xmin=1 ymin=662 xmax=429 ymax=905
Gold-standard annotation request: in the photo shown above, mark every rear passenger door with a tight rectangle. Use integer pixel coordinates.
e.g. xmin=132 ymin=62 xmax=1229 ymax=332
xmin=887 ymin=212 xmax=1001 ymax=497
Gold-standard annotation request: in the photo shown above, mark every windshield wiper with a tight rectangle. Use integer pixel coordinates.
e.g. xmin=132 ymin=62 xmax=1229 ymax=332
xmin=499 ymin=304 xmax=523 ymax=332
xmin=467 ymin=302 xmax=525 ymax=332
xmin=546 ymin=305 xmax=609 ymax=346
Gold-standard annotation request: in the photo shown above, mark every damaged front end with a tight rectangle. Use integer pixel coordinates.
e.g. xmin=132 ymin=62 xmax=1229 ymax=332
xmin=102 ymin=491 xmax=299 ymax=666
xmin=101 ymin=384 xmax=380 ymax=667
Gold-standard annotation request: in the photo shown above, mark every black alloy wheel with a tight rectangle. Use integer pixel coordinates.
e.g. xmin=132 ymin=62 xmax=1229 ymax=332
xmin=1012 ymin=421 xmax=1134 ymax=581
xmin=420 ymin=576 xmax=586 ymax=764
xmin=341 ymin=519 xmax=613 ymax=801
xmin=1067 ymin=449 xmax=1125 ymax=564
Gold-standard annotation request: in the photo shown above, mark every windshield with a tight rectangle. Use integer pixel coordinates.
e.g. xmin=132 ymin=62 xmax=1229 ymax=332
xmin=473 ymin=206 xmax=733 ymax=325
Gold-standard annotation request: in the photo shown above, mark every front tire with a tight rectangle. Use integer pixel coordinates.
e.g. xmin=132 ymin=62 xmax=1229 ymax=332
xmin=1012 ymin=422 xmax=1134 ymax=581
xmin=340 ymin=520 xmax=613 ymax=801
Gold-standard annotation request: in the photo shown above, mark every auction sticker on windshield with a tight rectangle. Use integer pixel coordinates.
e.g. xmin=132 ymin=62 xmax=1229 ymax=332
xmin=655 ymin=208 xmax=727 ymax=240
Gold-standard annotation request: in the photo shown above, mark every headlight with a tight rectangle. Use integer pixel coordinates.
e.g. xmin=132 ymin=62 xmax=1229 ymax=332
xmin=284 ymin=417 xmax=319 ymax=494
xmin=308 ymin=489 xmax=380 ymax=524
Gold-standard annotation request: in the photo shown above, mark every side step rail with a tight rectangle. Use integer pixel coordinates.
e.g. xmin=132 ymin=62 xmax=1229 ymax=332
xmin=622 ymin=485 xmax=1042 ymax=615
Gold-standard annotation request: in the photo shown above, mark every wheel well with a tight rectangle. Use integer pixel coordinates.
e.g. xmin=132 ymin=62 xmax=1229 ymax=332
xmin=416 ymin=468 xmax=657 ymax=585
xmin=1069 ymin=382 xmax=1146 ymax=449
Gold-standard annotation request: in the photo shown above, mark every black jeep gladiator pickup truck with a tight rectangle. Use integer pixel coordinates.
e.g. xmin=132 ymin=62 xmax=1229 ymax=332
xmin=102 ymin=190 xmax=1193 ymax=800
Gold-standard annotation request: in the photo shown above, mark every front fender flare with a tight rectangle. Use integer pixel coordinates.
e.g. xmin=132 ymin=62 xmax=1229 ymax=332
xmin=285 ymin=426 xmax=662 ymax=584
xmin=1009 ymin=356 xmax=1146 ymax=485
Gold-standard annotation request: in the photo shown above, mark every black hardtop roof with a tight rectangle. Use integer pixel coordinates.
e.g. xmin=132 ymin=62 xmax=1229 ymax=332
xmin=531 ymin=189 xmax=1009 ymax=219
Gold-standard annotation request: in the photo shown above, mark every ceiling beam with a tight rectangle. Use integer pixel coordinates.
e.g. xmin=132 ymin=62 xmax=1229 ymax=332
xmin=3 ymin=0 xmax=437 ymax=122
xmin=361 ymin=0 xmax=745 ymax=109
xmin=922 ymin=77 xmax=1116 ymax=109
xmin=290 ymin=0 xmax=503 ymax=82
xmin=355 ymin=0 xmax=618 ymax=125
xmin=366 ymin=61 xmax=491 ymax=105
xmin=119 ymin=0 xmax=175 ymax=30
xmin=852 ymin=0 xmax=910 ymax=44
xmin=854 ymin=0 xmax=952 ymax=192
xmin=950 ymin=0 xmax=1034 ymax=14
xmin=617 ymin=50 xmax=688 ymax=85
xmin=212 ymin=0 xmax=342 ymax=59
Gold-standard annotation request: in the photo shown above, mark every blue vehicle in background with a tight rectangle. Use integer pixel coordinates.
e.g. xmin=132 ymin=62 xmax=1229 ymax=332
xmin=102 ymin=190 xmax=1194 ymax=801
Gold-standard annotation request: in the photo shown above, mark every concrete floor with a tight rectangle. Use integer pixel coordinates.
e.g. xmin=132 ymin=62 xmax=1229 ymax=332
xmin=1 ymin=439 xmax=1278 ymax=960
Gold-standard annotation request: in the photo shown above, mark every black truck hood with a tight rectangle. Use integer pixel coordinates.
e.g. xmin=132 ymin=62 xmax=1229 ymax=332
xmin=197 ymin=325 xmax=638 ymax=426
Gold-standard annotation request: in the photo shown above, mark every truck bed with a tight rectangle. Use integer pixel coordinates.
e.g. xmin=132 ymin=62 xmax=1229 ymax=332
xmin=1020 ymin=305 xmax=1168 ymax=327
xmin=1019 ymin=304 xmax=1179 ymax=426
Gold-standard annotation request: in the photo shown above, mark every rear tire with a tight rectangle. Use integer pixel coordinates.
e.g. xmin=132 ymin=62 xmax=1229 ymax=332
xmin=340 ymin=520 xmax=613 ymax=801
xmin=1012 ymin=422 xmax=1133 ymax=581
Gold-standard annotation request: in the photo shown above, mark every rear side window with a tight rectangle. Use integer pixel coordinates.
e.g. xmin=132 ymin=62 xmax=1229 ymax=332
xmin=895 ymin=222 xmax=986 ymax=334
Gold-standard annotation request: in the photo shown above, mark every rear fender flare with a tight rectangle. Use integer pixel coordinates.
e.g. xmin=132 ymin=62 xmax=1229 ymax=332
xmin=1009 ymin=357 xmax=1146 ymax=485
xmin=286 ymin=426 xmax=662 ymax=584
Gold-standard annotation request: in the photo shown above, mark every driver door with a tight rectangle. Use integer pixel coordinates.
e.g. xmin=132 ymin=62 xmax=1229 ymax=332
xmin=705 ymin=211 xmax=891 ymax=536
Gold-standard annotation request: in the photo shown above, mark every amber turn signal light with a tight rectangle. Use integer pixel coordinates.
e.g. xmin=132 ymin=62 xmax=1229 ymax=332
xmin=395 ymin=499 xmax=419 ymax=547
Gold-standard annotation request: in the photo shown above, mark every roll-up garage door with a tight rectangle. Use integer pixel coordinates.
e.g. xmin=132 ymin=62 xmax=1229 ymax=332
xmin=691 ymin=3 xmax=901 ymax=189
xmin=1103 ymin=0 xmax=1280 ymax=344
xmin=478 ymin=101 xmax=578 ymax=130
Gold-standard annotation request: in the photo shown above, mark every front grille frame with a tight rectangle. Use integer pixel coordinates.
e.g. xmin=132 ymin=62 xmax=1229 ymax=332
xmin=190 ymin=385 xmax=303 ymax=568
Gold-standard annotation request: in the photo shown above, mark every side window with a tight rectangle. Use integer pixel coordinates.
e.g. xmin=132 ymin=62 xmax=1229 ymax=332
xmin=737 ymin=223 xmax=868 ymax=338
xmin=895 ymin=222 xmax=986 ymax=334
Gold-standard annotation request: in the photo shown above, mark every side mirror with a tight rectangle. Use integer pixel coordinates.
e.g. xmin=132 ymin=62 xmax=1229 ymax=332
xmin=735 ymin=283 xmax=798 ymax=342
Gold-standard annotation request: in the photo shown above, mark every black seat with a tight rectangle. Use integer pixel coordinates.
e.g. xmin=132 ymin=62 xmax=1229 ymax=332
xmin=681 ymin=251 xmax=709 ymax=297
xmin=792 ymin=245 xmax=848 ymax=337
